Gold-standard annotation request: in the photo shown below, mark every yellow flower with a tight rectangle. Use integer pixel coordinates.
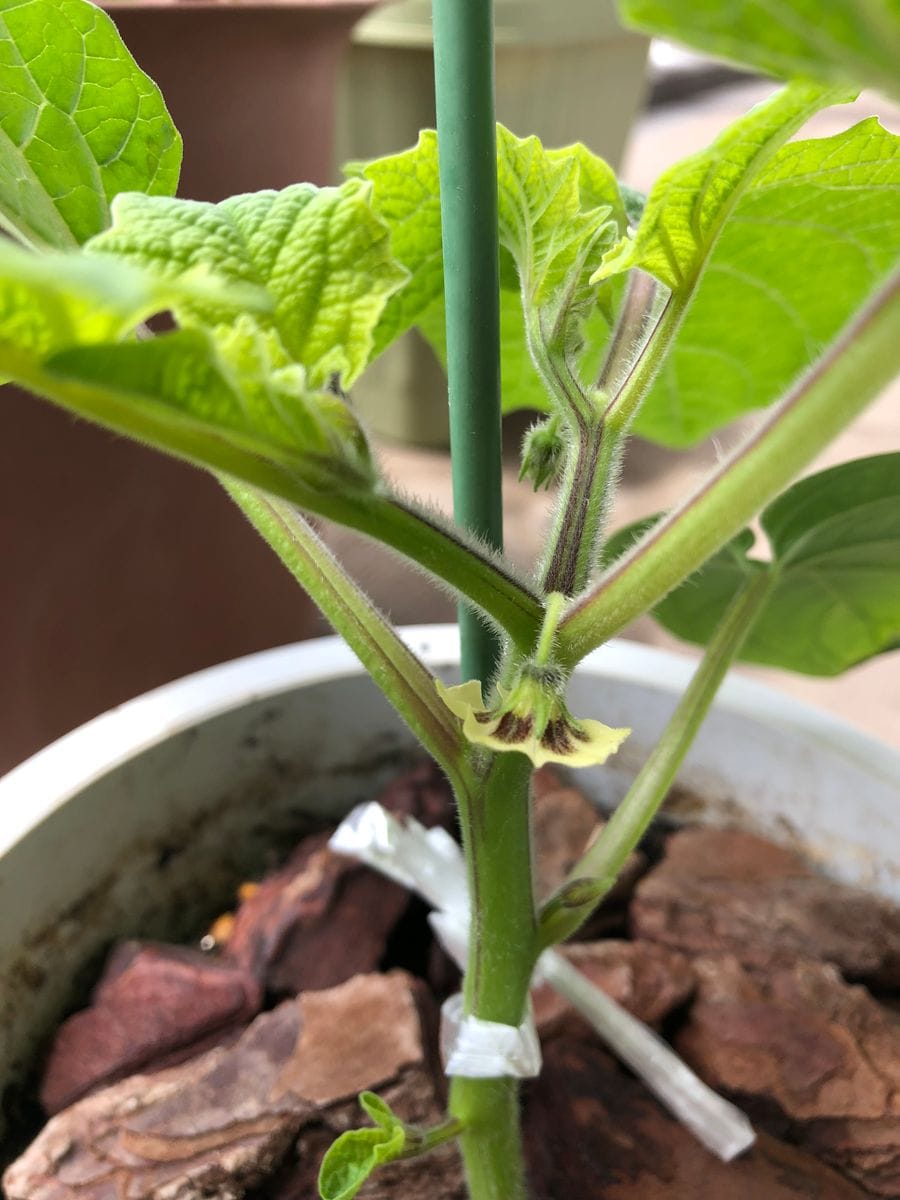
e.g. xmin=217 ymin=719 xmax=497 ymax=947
xmin=436 ymin=676 xmax=629 ymax=769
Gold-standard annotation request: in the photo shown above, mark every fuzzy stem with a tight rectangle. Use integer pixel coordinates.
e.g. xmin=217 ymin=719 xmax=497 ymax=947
xmin=558 ymin=268 xmax=900 ymax=666
xmin=433 ymin=0 xmax=504 ymax=684
xmin=449 ymin=751 xmax=536 ymax=1200
xmin=223 ymin=484 xmax=474 ymax=793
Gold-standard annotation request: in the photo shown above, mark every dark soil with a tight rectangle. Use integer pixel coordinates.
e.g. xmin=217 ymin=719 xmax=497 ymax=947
xmin=5 ymin=762 xmax=900 ymax=1199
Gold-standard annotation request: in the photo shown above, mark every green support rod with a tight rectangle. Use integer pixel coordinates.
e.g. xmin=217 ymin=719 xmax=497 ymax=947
xmin=432 ymin=0 xmax=505 ymax=685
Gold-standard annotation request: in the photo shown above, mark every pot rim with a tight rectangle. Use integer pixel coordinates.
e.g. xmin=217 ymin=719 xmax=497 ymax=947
xmin=2 ymin=626 xmax=898 ymax=861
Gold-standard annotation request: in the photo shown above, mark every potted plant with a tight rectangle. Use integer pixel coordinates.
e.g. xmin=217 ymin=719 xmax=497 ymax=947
xmin=0 ymin=0 xmax=898 ymax=1196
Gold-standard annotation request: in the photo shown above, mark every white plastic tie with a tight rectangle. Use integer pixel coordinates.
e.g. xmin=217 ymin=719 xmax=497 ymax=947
xmin=440 ymin=994 xmax=542 ymax=1078
xmin=330 ymin=802 xmax=756 ymax=1159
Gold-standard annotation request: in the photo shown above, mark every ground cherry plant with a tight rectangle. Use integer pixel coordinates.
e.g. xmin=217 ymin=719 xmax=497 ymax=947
xmin=1 ymin=0 xmax=899 ymax=1197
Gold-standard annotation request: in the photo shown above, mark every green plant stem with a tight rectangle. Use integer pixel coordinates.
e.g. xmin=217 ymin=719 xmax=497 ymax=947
xmin=16 ymin=362 xmax=540 ymax=653
xmin=541 ymin=571 xmax=773 ymax=947
xmin=449 ymin=750 xmax=536 ymax=1200
xmin=223 ymin=483 xmax=474 ymax=795
xmin=603 ymin=288 xmax=690 ymax=436
xmin=433 ymin=0 xmax=503 ymax=684
xmin=540 ymin=421 xmax=623 ymax=596
xmin=558 ymin=268 xmax=900 ymax=667
xmin=359 ymin=491 xmax=542 ymax=653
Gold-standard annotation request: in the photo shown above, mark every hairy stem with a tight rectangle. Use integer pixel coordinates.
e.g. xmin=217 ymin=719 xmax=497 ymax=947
xmin=558 ymin=268 xmax=900 ymax=666
xmin=224 ymin=484 xmax=475 ymax=794
xmin=449 ymin=751 xmax=536 ymax=1200
xmin=539 ymin=420 xmax=623 ymax=596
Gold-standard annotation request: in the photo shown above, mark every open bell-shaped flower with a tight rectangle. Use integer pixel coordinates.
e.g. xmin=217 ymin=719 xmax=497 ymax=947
xmin=436 ymin=671 xmax=629 ymax=769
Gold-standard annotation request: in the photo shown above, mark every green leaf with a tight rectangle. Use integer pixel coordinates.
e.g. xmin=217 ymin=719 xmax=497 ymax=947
xmin=318 ymin=1092 xmax=407 ymax=1200
xmin=635 ymin=118 xmax=900 ymax=445
xmin=0 ymin=241 xmax=373 ymax=496
xmin=87 ymin=180 xmax=407 ymax=387
xmin=619 ymin=0 xmax=900 ymax=104
xmin=358 ymin=127 xmax=625 ymax=393
xmin=0 ymin=0 xmax=181 ymax=249
xmin=356 ymin=130 xmax=444 ymax=360
xmin=495 ymin=125 xmax=621 ymax=314
xmin=607 ymin=455 xmax=900 ymax=676
xmin=0 ymin=239 xmax=180 ymax=378
xmin=594 ymin=82 xmax=850 ymax=292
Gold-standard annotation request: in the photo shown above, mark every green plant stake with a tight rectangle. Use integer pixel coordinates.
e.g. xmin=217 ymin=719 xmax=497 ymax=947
xmin=432 ymin=0 xmax=504 ymax=685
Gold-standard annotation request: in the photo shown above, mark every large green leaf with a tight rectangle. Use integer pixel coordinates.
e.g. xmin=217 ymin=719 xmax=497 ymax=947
xmin=606 ymin=455 xmax=900 ymax=676
xmin=0 ymin=238 xmax=181 ymax=377
xmin=0 ymin=241 xmax=374 ymax=494
xmin=620 ymin=0 xmax=900 ymax=103
xmin=87 ymin=181 xmax=407 ymax=387
xmin=594 ymin=82 xmax=848 ymax=292
xmin=0 ymin=0 xmax=181 ymax=249
xmin=633 ymin=118 xmax=900 ymax=445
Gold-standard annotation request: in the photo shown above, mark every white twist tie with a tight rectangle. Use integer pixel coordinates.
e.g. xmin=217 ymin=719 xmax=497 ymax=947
xmin=330 ymin=803 xmax=755 ymax=1161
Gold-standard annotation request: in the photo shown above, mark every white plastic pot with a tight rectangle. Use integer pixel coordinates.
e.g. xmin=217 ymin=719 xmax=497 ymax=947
xmin=1 ymin=626 xmax=899 ymax=1145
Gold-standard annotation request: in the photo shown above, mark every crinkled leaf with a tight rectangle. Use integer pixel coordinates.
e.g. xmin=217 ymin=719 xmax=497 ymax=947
xmin=358 ymin=130 xmax=444 ymax=359
xmin=318 ymin=1092 xmax=407 ymax=1200
xmin=357 ymin=126 xmax=626 ymax=391
xmin=619 ymin=0 xmax=900 ymax=103
xmin=635 ymin=118 xmax=900 ymax=445
xmin=87 ymin=180 xmax=407 ymax=386
xmin=0 ymin=0 xmax=181 ymax=249
xmin=0 ymin=239 xmax=182 ymax=379
xmin=495 ymin=125 xmax=621 ymax=312
xmin=0 ymin=242 xmax=371 ymax=496
xmin=606 ymin=455 xmax=900 ymax=676
xmin=594 ymin=82 xmax=849 ymax=291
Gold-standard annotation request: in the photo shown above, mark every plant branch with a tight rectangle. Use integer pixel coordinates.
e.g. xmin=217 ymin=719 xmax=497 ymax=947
xmin=541 ymin=570 xmax=773 ymax=947
xmin=224 ymin=483 xmax=473 ymax=794
xmin=557 ymin=268 xmax=900 ymax=667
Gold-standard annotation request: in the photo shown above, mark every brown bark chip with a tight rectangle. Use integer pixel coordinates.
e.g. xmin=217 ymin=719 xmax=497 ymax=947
xmin=222 ymin=763 xmax=454 ymax=997
xmin=531 ymin=767 xmax=645 ymax=914
xmin=4 ymin=971 xmax=446 ymax=1200
xmin=531 ymin=940 xmax=695 ymax=1038
xmin=223 ymin=834 xmax=410 ymax=996
xmin=523 ymin=1036 xmax=870 ymax=1199
xmin=631 ymin=827 xmax=900 ymax=985
xmin=40 ymin=942 xmax=263 ymax=1114
xmin=676 ymin=956 xmax=900 ymax=1195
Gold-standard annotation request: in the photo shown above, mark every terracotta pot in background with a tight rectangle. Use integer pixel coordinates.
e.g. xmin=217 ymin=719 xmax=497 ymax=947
xmin=0 ymin=0 xmax=378 ymax=772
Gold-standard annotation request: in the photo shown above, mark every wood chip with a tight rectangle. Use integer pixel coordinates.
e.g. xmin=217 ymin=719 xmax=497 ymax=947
xmin=532 ymin=939 xmax=695 ymax=1038
xmin=223 ymin=833 xmax=410 ymax=996
xmin=531 ymin=766 xmax=645 ymax=922
xmin=524 ymin=1035 xmax=869 ymax=1198
xmin=4 ymin=972 xmax=444 ymax=1200
xmin=631 ymin=828 xmax=900 ymax=986
xmin=677 ymin=956 xmax=900 ymax=1196
xmin=40 ymin=942 xmax=262 ymax=1115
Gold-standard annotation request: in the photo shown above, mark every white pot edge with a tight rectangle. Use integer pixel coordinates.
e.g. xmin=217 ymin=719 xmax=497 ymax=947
xmin=2 ymin=625 xmax=897 ymax=861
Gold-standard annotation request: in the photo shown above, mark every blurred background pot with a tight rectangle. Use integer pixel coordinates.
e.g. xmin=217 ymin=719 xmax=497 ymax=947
xmin=0 ymin=0 xmax=380 ymax=774
xmin=1 ymin=628 xmax=898 ymax=1149
xmin=340 ymin=0 xmax=650 ymax=445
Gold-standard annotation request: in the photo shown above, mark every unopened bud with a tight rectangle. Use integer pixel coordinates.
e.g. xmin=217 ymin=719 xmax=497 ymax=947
xmin=519 ymin=417 xmax=565 ymax=491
